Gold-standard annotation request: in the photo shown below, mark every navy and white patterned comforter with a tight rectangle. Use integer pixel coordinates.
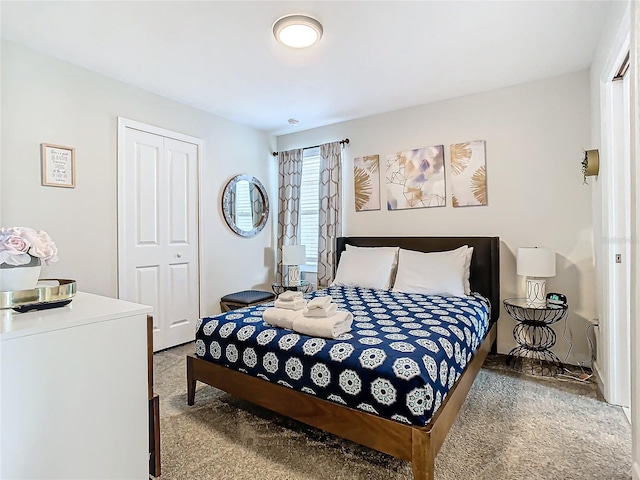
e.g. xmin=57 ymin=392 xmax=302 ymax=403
xmin=195 ymin=285 xmax=491 ymax=427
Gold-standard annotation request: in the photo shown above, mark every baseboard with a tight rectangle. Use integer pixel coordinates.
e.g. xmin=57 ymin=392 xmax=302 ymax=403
xmin=622 ymin=407 xmax=631 ymax=423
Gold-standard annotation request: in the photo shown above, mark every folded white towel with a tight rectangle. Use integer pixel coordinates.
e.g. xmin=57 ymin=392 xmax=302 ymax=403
xmin=292 ymin=311 xmax=353 ymax=339
xmin=278 ymin=290 xmax=304 ymax=301
xmin=307 ymin=296 xmax=332 ymax=310
xmin=302 ymin=303 xmax=338 ymax=318
xmin=274 ymin=298 xmax=307 ymax=311
xmin=263 ymin=307 xmax=303 ymax=330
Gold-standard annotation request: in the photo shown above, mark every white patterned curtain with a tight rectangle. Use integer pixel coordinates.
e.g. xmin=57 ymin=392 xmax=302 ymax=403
xmin=277 ymin=148 xmax=303 ymax=283
xmin=317 ymin=142 xmax=343 ymax=287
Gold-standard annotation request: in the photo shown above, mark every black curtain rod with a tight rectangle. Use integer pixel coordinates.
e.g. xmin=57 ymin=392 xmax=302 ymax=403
xmin=272 ymin=138 xmax=349 ymax=157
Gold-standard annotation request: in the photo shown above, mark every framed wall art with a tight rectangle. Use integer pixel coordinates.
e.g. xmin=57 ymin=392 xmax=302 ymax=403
xmin=450 ymin=140 xmax=487 ymax=207
xmin=41 ymin=143 xmax=76 ymax=188
xmin=354 ymin=154 xmax=380 ymax=211
xmin=385 ymin=145 xmax=445 ymax=210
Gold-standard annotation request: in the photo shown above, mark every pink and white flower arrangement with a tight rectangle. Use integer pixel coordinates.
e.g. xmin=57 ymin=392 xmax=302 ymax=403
xmin=0 ymin=227 xmax=58 ymax=266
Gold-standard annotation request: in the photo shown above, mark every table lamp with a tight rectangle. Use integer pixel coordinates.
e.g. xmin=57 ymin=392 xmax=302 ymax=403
xmin=282 ymin=244 xmax=306 ymax=284
xmin=517 ymin=247 xmax=556 ymax=307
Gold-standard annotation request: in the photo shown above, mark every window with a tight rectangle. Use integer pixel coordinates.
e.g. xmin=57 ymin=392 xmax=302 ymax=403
xmin=299 ymin=148 xmax=320 ymax=270
xmin=234 ymin=180 xmax=253 ymax=232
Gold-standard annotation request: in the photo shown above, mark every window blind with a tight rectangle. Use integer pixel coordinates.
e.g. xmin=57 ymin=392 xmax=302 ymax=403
xmin=234 ymin=180 xmax=253 ymax=231
xmin=299 ymin=148 xmax=320 ymax=267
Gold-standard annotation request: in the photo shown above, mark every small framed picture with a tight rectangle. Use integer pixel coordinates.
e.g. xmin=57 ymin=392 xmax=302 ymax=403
xmin=41 ymin=143 xmax=76 ymax=188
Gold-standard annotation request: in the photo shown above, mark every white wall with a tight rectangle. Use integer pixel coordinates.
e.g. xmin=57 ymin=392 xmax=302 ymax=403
xmin=277 ymin=72 xmax=594 ymax=362
xmin=1 ymin=40 xmax=277 ymax=316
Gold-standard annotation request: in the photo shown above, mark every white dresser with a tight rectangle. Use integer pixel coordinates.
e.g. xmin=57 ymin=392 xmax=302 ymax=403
xmin=0 ymin=292 xmax=152 ymax=480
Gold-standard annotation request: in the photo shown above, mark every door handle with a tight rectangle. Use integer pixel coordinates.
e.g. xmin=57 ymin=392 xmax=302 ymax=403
xmin=176 ymin=253 xmax=183 ymax=258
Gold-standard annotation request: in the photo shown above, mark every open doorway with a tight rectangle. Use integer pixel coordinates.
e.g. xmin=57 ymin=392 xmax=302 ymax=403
xmin=599 ymin=43 xmax=631 ymax=410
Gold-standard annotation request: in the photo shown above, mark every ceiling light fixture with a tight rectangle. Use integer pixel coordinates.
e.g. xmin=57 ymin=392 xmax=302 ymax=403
xmin=273 ymin=14 xmax=323 ymax=48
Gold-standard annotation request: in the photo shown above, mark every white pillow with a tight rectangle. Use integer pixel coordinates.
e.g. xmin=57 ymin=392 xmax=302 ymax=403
xmin=346 ymin=244 xmax=400 ymax=287
xmin=332 ymin=246 xmax=399 ymax=290
xmin=463 ymin=246 xmax=474 ymax=295
xmin=393 ymin=247 xmax=468 ymax=297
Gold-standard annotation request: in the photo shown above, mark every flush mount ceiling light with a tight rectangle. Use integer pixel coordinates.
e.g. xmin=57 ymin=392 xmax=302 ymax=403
xmin=273 ymin=14 xmax=323 ymax=48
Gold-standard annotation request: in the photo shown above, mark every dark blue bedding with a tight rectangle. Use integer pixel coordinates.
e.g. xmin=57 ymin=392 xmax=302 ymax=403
xmin=195 ymin=285 xmax=490 ymax=427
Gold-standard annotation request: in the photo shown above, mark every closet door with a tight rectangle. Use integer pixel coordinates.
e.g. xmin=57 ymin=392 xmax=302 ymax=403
xmin=119 ymin=125 xmax=200 ymax=351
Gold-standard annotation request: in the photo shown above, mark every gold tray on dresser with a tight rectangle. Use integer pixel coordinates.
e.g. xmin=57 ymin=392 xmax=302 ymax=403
xmin=0 ymin=279 xmax=77 ymax=311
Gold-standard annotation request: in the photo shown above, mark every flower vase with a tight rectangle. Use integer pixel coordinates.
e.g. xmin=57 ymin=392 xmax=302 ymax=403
xmin=0 ymin=257 xmax=42 ymax=292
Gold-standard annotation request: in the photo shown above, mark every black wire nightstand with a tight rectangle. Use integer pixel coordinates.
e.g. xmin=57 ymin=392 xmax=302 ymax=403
xmin=503 ymin=297 xmax=568 ymax=376
xmin=272 ymin=280 xmax=313 ymax=295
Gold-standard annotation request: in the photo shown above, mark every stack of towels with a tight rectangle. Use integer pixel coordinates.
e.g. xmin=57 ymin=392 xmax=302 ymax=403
xmin=263 ymin=293 xmax=353 ymax=339
xmin=262 ymin=290 xmax=307 ymax=330
xmin=275 ymin=290 xmax=307 ymax=311
xmin=297 ymin=296 xmax=353 ymax=338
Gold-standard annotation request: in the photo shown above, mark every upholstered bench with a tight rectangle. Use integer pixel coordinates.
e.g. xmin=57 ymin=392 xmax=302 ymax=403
xmin=220 ymin=290 xmax=276 ymax=312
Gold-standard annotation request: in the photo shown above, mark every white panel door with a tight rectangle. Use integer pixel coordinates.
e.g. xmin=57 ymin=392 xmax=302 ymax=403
xmin=119 ymin=127 xmax=199 ymax=351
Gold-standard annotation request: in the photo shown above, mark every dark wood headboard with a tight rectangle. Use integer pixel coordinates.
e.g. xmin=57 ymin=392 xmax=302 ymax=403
xmin=336 ymin=236 xmax=500 ymax=323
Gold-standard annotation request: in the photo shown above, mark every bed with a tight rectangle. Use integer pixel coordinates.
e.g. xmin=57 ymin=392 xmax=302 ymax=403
xmin=187 ymin=236 xmax=500 ymax=480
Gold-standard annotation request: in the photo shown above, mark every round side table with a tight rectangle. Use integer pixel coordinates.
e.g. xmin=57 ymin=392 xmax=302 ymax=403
xmin=503 ymin=297 xmax=568 ymax=376
xmin=272 ymin=280 xmax=312 ymax=295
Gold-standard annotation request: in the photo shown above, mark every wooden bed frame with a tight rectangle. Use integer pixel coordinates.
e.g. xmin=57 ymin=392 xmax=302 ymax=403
xmin=187 ymin=236 xmax=500 ymax=480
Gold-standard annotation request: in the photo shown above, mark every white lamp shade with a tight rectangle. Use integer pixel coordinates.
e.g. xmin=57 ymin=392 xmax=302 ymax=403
xmin=517 ymin=247 xmax=556 ymax=277
xmin=282 ymin=245 xmax=306 ymax=265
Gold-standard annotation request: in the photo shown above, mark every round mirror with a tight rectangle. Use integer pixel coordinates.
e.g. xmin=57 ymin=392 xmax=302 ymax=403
xmin=222 ymin=174 xmax=269 ymax=237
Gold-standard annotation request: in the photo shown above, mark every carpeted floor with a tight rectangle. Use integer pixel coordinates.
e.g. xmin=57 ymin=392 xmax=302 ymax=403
xmin=153 ymin=343 xmax=631 ymax=480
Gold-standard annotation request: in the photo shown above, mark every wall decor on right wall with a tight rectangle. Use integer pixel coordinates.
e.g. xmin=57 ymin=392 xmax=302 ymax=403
xmin=581 ymin=149 xmax=599 ymax=184
xmin=354 ymin=154 xmax=381 ymax=211
xmin=450 ymin=140 xmax=487 ymax=207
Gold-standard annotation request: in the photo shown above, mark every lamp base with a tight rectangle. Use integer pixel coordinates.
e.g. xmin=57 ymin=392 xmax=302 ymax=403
xmin=525 ymin=277 xmax=547 ymax=307
xmin=287 ymin=265 xmax=301 ymax=284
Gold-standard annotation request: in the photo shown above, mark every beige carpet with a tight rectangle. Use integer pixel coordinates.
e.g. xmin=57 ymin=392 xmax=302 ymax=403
xmin=154 ymin=344 xmax=631 ymax=480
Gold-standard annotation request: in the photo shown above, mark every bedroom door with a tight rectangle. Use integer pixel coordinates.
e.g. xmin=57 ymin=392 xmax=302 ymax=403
xmin=118 ymin=119 xmax=201 ymax=351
